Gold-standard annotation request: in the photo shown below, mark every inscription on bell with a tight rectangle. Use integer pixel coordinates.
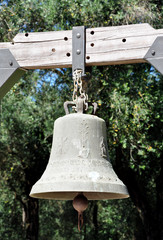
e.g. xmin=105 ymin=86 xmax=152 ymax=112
xmin=79 ymin=147 xmax=90 ymax=158
xmin=79 ymin=119 xmax=90 ymax=158
xmin=100 ymin=136 xmax=107 ymax=159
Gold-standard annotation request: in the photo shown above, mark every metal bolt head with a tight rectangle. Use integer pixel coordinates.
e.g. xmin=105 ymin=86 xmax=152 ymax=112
xmin=76 ymin=33 xmax=81 ymax=38
xmin=151 ymin=50 xmax=155 ymax=56
xmin=9 ymin=61 xmax=13 ymax=66
xmin=76 ymin=49 xmax=81 ymax=55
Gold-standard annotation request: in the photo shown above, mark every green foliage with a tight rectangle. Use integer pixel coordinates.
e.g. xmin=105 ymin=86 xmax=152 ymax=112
xmin=0 ymin=180 xmax=25 ymax=239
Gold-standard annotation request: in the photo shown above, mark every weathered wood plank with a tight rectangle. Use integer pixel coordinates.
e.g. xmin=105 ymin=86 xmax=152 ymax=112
xmin=0 ymin=24 xmax=163 ymax=69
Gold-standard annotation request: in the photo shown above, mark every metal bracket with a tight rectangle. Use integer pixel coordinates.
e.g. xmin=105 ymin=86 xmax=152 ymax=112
xmin=0 ymin=49 xmax=25 ymax=99
xmin=72 ymin=26 xmax=86 ymax=78
xmin=144 ymin=36 xmax=163 ymax=75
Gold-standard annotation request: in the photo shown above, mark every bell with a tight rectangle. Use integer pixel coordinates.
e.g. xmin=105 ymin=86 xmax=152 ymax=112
xmin=30 ymin=113 xmax=129 ymax=200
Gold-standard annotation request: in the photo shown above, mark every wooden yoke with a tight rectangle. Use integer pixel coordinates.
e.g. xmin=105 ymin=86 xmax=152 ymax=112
xmin=0 ymin=23 xmax=163 ymax=98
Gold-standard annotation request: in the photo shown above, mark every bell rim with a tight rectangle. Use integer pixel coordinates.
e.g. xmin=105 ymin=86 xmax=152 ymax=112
xmin=30 ymin=191 xmax=129 ymax=200
xmin=30 ymin=180 xmax=129 ymax=200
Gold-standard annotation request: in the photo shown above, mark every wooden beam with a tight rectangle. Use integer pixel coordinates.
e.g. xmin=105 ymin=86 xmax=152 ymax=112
xmin=0 ymin=23 xmax=163 ymax=70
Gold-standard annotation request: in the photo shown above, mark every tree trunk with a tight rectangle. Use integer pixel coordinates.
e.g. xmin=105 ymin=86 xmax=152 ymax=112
xmin=23 ymin=197 xmax=39 ymax=240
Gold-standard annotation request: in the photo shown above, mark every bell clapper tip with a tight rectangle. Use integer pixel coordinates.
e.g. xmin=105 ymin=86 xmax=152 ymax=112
xmin=73 ymin=193 xmax=88 ymax=232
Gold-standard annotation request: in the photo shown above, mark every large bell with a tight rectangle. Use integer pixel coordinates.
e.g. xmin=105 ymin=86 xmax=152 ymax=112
xmin=30 ymin=113 xmax=129 ymax=200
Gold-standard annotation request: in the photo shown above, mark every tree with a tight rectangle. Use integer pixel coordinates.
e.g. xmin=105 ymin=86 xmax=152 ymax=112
xmin=94 ymin=64 xmax=163 ymax=240
xmin=0 ymin=70 xmax=65 ymax=239
xmin=0 ymin=0 xmax=162 ymax=239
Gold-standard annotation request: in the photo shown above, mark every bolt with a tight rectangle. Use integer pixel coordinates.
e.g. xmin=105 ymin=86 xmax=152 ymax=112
xmin=9 ymin=61 xmax=13 ymax=66
xmin=76 ymin=33 xmax=81 ymax=38
xmin=76 ymin=49 xmax=81 ymax=55
xmin=151 ymin=50 xmax=155 ymax=56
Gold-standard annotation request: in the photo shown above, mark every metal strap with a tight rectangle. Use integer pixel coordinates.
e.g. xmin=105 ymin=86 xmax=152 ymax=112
xmin=72 ymin=26 xmax=86 ymax=78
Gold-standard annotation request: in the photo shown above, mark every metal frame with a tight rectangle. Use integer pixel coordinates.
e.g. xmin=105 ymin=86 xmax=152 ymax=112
xmin=0 ymin=49 xmax=25 ymax=99
xmin=144 ymin=36 xmax=163 ymax=74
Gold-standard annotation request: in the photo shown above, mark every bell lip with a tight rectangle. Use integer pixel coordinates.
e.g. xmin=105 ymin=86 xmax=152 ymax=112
xmin=30 ymin=191 xmax=129 ymax=200
xmin=30 ymin=180 xmax=129 ymax=200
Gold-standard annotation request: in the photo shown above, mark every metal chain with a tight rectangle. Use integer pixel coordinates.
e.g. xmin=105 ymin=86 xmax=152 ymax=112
xmin=72 ymin=69 xmax=88 ymax=105
xmin=64 ymin=69 xmax=97 ymax=114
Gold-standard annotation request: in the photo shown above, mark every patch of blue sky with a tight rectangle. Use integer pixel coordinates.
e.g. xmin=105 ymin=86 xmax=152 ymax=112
xmin=34 ymin=69 xmax=58 ymax=90
xmin=0 ymin=1 xmax=8 ymax=6
xmin=34 ymin=68 xmax=69 ymax=93
xmin=149 ymin=66 xmax=161 ymax=81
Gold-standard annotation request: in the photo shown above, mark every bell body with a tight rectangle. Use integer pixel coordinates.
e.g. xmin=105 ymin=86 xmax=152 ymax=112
xmin=30 ymin=114 xmax=129 ymax=200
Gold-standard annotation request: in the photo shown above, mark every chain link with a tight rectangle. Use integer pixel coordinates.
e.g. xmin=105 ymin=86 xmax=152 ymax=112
xmin=64 ymin=69 xmax=97 ymax=114
xmin=72 ymin=69 xmax=88 ymax=106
